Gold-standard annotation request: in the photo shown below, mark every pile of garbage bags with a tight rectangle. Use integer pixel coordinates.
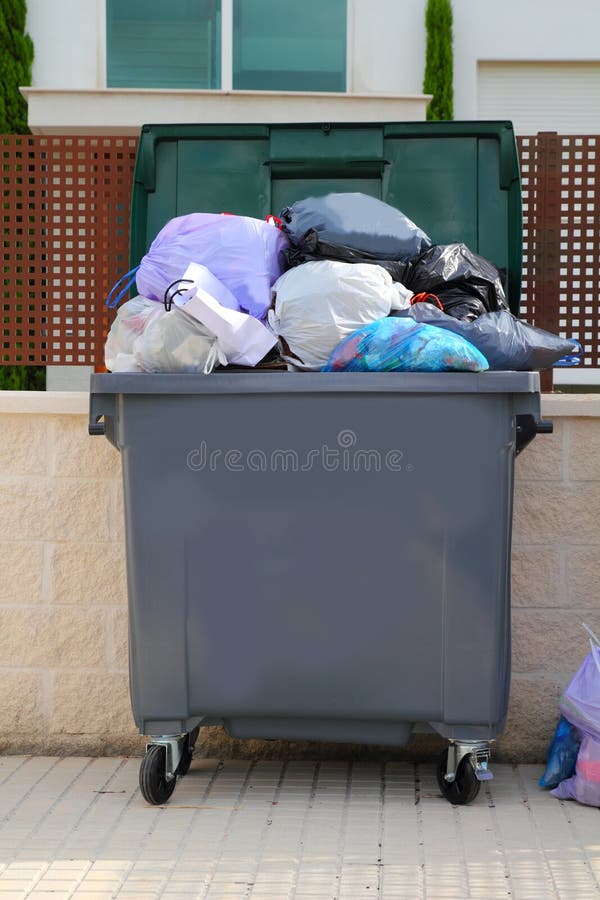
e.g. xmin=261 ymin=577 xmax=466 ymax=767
xmin=539 ymin=625 xmax=600 ymax=807
xmin=105 ymin=193 xmax=580 ymax=375
xmin=268 ymin=261 xmax=412 ymax=370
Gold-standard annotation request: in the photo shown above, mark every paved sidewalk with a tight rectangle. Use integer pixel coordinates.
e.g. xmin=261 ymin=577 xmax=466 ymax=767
xmin=0 ymin=757 xmax=598 ymax=899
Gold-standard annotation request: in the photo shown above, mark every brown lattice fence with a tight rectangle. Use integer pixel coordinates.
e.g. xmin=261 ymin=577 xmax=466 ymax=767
xmin=517 ymin=133 xmax=600 ymax=370
xmin=1 ymin=132 xmax=598 ymax=375
xmin=2 ymin=135 xmax=137 ymax=366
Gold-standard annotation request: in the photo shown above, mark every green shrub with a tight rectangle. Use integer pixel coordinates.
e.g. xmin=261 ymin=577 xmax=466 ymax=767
xmin=423 ymin=0 xmax=454 ymax=121
xmin=0 ymin=365 xmax=45 ymax=389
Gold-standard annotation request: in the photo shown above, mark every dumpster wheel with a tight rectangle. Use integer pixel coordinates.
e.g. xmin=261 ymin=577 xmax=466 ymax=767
xmin=176 ymin=726 xmax=200 ymax=777
xmin=436 ymin=748 xmax=481 ymax=805
xmin=139 ymin=744 xmax=177 ymax=805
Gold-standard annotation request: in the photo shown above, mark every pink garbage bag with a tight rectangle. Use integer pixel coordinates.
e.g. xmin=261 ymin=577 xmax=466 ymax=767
xmin=136 ymin=213 xmax=289 ymax=319
xmin=551 ymin=734 xmax=600 ymax=807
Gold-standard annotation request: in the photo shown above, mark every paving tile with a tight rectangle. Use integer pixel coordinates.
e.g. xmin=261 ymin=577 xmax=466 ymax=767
xmin=0 ymin=759 xmax=597 ymax=898
xmin=161 ymin=893 xmax=202 ymax=899
xmin=28 ymin=893 xmax=73 ymax=900
xmin=72 ymin=893 xmax=117 ymax=900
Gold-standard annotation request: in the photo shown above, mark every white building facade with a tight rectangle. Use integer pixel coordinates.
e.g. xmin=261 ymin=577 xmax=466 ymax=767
xmin=21 ymin=0 xmax=600 ymax=390
xmin=24 ymin=0 xmax=600 ymax=135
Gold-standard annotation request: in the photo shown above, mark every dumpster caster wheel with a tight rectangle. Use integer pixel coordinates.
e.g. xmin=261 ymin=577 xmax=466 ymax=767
xmin=139 ymin=745 xmax=177 ymax=805
xmin=436 ymin=749 xmax=481 ymax=805
xmin=176 ymin=726 xmax=200 ymax=777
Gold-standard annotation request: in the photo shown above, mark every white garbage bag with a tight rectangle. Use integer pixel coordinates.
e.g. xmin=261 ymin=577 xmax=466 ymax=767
xmin=172 ymin=262 xmax=278 ymax=366
xmin=268 ymin=260 xmax=411 ymax=370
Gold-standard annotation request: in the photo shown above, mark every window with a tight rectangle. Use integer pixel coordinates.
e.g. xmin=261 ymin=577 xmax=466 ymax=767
xmin=233 ymin=0 xmax=346 ymax=92
xmin=106 ymin=0 xmax=221 ymax=89
xmin=105 ymin=0 xmax=347 ymax=93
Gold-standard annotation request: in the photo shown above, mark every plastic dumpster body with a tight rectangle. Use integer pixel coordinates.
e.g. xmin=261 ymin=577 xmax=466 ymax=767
xmin=90 ymin=122 xmax=551 ymax=805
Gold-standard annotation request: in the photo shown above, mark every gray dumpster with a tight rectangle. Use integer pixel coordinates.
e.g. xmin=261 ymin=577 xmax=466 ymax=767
xmin=90 ymin=120 xmax=552 ymax=805
xmin=90 ymin=369 xmax=550 ymax=804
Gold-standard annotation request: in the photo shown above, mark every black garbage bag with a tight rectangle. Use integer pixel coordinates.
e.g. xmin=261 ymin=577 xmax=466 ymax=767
xmin=396 ymin=303 xmax=581 ymax=371
xmin=400 ymin=243 xmax=509 ymax=321
xmin=283 ymin=227 xmax=410 ymax=282
xmin=280 ymin=192 xmax=431 ymax=264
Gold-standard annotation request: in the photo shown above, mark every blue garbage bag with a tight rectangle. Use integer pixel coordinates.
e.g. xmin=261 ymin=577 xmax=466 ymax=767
xmin=322 ymin=316 xmax=489 ymax=373
xmin=539 ymin=716 xmax=581 ymax=789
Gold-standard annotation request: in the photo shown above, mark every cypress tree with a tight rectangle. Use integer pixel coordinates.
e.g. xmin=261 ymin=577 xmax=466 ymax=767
xmin=0 ymin=0 xmax=34 ymax=133
xmin=423 ymin=0 xmax=454 ymax=121
xmin=0 ymin=1 xmax=39 ymax=389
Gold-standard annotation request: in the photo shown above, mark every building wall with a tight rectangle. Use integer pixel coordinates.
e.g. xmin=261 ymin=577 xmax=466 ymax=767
xmin=346 ymin=0 xmax=424 ymax=95
xmin=26 ymin=0 xmax=427 ymax=94
xmin=28 ymin=0 xmax=103 ymax=90
xmin=0 ymin=391 xmax=598 ymax=762
xmin=452 ymin=0 xmax=600 ymax=119
xmin=25 ymin=0 xmax=600 ymax=125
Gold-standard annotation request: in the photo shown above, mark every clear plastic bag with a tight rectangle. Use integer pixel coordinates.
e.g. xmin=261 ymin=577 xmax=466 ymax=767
xmin=322 ymin=316 xmax=489 ymax=373
xmin=136 ymin=213 xmax=289 ymax=319
xmin=134 ymin=306 xmax=226 ymax=374
xmin=104 ymin=296 xmax=162 ymax=372
xmin=268 ymin=260 xmax=410 ymax=371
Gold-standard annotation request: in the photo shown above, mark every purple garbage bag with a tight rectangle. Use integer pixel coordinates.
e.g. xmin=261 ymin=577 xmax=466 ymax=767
xmin=551 ymin=629 xmax=600 ymax=807
xmin=551 ymin=734 xmax=600 ymax=807
xmin=136 ymin=213 xmax=289 ymax=319
xmin=560 ymin=637 xmax=600 ymax=739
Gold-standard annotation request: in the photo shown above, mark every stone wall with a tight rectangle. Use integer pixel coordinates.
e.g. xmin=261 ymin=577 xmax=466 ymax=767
xmin=501 ymin=394 xmax=600 ymax=760
xmin=0 ymin=391 xmax=598 ymax=762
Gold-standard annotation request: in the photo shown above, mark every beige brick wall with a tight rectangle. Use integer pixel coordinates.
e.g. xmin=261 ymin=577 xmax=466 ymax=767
xmin=0 ymin=396 xmax=141 ymax=757
xmin=498 ymin=399 xmax=600 ymax=761
xmin=0 ymin=392 xmax=598 ymax=763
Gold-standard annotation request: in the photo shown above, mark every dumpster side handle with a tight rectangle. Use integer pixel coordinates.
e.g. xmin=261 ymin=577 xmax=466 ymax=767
xmin=515 ymin=414 xmax=553 ymax=455
xmin=89 ymin=393 xmax=117 ymax=444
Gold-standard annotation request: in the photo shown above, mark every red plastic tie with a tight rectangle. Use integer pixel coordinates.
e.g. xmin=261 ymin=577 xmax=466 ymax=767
xmin=410 ymin=292 xmax=444 ymax=310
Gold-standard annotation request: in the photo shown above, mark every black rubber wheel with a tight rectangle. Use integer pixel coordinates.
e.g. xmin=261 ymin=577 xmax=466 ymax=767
xmin=176 ymin=726 xmax=200 ymax=777
xmin=436 ymin=749 xmax=481 ymax=805
xmin=139 ymin=744 xmax=177 ymax=805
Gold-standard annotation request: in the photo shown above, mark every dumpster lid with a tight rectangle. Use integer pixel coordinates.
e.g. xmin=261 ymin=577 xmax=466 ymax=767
xmin=91 ymin=371 xmax=540 ymax=396
xmin=131 ymin=121 xmax=523 ymax=314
